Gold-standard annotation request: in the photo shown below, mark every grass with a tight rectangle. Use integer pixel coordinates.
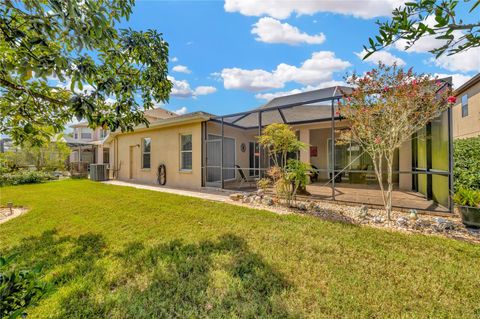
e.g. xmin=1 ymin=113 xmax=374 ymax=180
xmin=1 ymin=179 xmax=480 ymax=318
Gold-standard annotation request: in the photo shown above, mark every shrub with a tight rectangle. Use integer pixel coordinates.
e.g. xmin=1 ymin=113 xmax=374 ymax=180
xmin=0 ymin=170 xmax=56 ymax=187
xmin=0 ymin=255 xmax=49 ymax=319
xmin=454 ymin=137 xmax=480 ymax=191
xmin=454 ymin=188 xmax=480 ymax=207
xmin=256 ymin=178 xmax=271 ymax=192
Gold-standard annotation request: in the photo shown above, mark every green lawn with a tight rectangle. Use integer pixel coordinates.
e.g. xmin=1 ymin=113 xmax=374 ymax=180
xmin=1 ymin=180 xmax=479 ymax=318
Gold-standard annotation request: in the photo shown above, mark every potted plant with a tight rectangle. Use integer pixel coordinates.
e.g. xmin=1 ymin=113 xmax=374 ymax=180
xmin=454 ymin=188 xmax=480 ymax=227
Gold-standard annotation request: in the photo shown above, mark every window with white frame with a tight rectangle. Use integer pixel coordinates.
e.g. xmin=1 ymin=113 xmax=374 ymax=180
xmin=142 ymin=138 xmax=151 ymax=169
xmin=100 ymin=129 xmax=108 ymax=139
xmin=462 ymin=94 xmax=468 ymax=117
xmin=80 ymin=128 xmax=92 ymax=139
xmin=180 ymin=134 xmax=192 ymax=170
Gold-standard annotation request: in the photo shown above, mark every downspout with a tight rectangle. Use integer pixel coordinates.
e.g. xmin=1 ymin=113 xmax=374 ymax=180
xmin=114 ymin=136 xmax=119 ymax=180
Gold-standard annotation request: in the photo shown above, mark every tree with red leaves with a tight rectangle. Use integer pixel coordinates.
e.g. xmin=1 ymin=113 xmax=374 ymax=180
xmin=339 ymin=63 xmax=455 ymax=220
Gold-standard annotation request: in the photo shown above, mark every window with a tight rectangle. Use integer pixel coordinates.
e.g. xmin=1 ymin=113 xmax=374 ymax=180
xmin=461 ymin=94 xmax=468 ymax=117
xmin=103 ymin=148 xmax=110 ymax=164
xmin=80 ymin=128 xmax=92 ymax=139
xmin=142 ymin=138 xmax=151 ymax=169
xmin=74 ymin=129 xmax=78 ymax=139
xmin=180 ymin=134 xmax=192 ymax=170
xmin=100 ymin=129 xmax=108 ymax=139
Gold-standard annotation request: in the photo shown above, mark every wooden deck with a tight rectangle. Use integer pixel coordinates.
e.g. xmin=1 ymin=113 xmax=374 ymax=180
xmin=306 ymin=182 xmax=449 ymax=213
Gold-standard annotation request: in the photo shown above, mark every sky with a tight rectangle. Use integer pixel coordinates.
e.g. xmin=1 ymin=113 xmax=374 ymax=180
xmin=119 ymin=0 xmax=479 ymax=117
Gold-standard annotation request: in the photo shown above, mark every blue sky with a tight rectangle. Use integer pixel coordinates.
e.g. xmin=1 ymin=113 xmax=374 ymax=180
xmin=119 ymin=0 xmax=479 ymax=117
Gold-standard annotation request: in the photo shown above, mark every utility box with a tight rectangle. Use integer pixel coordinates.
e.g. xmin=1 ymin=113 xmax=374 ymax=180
xmin=90 ymin=164 xmax=109 ymax=181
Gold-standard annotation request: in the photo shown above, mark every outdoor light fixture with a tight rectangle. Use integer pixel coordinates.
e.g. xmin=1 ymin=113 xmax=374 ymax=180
xmin=6 ymin=202 xmax=13 ymax=216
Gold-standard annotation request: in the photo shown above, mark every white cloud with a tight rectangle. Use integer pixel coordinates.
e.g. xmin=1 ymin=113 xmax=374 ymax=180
xmin=174 ymin=106 xmax=188 ymax=115
xmin=224 ymin=0 xmax=405 ymax=19
xmin=355 ymin=49 xmax=405 ymax=66
xmin=220 ymin=51 xmax=351 ymax=91
xmin=172 ymin=65 xmax=191 ymax=74
xmin=252 ymin=17 xmax=326 ymax=45
xmin=168 ymin=76 xmax=217 ymax=98
xmin=255 ymin=80 xmax=345 ymax=100
xmin=434 ymin=73 xmax=473 ymax=90
xmin=393 ymin=16 xmax=462 ymax=54
xmin=194 ymin=86 xmax=217 ymax=95
xmin=171 ymin=57 xmax=179 ymax=62
xmin=432 ymin=47 xmax=480 ymax=73
xmin=168 ymin=76 xmax=194 ymax=97
xmin=389 ymin=15 xmax=479 ymax=73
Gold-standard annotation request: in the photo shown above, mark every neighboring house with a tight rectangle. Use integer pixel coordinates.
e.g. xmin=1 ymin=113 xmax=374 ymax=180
xmin=66 ymin=108 xmax=178 ymax=175
xmin=453 ymin=73 xmax=480 ymax=139
xmin=0 ymin=137 xmax=13 ymax=153
xmin=103 ymin=83 xmax=455 ymax=212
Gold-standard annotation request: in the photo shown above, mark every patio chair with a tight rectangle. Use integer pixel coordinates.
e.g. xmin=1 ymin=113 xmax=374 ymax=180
xmin=235 ymin=165 xmax=258 ymax=189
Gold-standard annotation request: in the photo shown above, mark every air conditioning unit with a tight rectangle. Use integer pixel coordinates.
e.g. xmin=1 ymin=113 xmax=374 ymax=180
xmin=90 ymin=164 xmax=108 ymax=181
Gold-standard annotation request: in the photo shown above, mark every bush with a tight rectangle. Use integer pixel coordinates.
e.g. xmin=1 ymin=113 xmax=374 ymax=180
xmin=454 ymin=188 xmax=480 ymax=207
xmin=0 ymin=255 xmax=49 ymax=319
xmin=454 ymin=137 xmax=480 ymax=191
xmin=0 ymin=170 xmax=56 ymax=187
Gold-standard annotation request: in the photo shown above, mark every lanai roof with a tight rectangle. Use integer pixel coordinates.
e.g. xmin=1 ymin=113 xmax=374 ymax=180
xmin=211 ymin=85 xmax=353 ymax=129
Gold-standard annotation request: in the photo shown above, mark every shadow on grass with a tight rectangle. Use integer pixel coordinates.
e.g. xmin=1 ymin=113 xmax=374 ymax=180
xmin=2 ymin=231 xmax=293 ymax=318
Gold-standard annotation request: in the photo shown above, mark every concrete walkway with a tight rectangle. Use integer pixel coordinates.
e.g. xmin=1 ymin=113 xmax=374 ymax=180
xmin=102 ymin=180 xmax=236 ymax=203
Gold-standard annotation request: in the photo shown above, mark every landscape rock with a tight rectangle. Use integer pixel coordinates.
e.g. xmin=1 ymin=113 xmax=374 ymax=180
xmin=372 ymin=216 xmax=384 ymax=224
xmin=297 ymin=202 xmax=307 ymax=211
xmin=262 ymin=196 xmax=274 ymax=206
xmin=408 ymin=209 xmax=418 ymax=220
xmin=256 ymin=189 xmax=264 ymax=197
xmin=396 ymin=216 xmax=409 ymax=227
xmin=229 ymin=193 xmax=244 ymax=201
xmin=313 ymin=204 xmax=324 ymax=213
xmin=433 ymin=217 xmax=456 ymax=232
xmin=359 ymin=205 xmax=369 ymax=218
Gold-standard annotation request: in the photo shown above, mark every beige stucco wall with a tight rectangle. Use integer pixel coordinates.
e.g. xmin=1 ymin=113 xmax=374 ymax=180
xmin=205 ymin=122 xmax=260 ymax=171
xmin=110 ymin=121 xmax=203 ymax=189
xmin=453 ymin=81 xmax=480 ymax=139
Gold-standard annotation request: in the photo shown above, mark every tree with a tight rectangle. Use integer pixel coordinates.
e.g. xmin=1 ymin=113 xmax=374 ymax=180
xmin=338 ymin=63 xmax=455 ymax=220
xmin=0 ymin=0 xmax=172 ymax=145
xmin=257 ymin=123 xmax=309 ymax=205
xmin=1 ymin=135 xmax=70 ymax=171
xmin=364 ymin=0 xmax=480 ymax=58
xmin=257 ymin=123 xmax=305 ymax=168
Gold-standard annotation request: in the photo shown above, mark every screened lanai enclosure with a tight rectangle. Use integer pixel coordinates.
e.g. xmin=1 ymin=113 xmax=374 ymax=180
xmin=201 ymin=84 xmax=454 ymax=213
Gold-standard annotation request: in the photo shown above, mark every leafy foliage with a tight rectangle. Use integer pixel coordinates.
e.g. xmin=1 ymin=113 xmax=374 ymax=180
xmin=453 ymin=136 xmax=480 ymax=191
xmin=0 ymin=255 xmax=49 ymax=319
xmin=0 ymin=0 xmax=172 ymax=145
xmin=284 ymin=159 xmax=311 ymax=202
xmin=0 ymin=170 xmax=56 ymax=187
xmin=257 ymin=123 xmax=306 ymax=168
xmin=1 ymin=137 xmax=70 ymax=172
xmin=339 ymin=63 xmax=453 ymax=219
xmin=364 ymin=0 xmax=480 ymax=58
xmin=454 ymin=187 xmax=480 ymax=207
xmin=258 ymin=124 xmax=309 ymax=204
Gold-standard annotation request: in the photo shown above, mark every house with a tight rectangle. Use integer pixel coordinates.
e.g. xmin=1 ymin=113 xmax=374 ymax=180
xmin=452 ymin=73 xmax=480 ymax=139
xmin=103 ymin=83 xmax=455 ymax=213
xmin=66 ymin=108 xmax=177 ymax=175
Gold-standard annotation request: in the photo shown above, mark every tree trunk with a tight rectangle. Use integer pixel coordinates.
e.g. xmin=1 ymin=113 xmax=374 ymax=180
xmin=372 ymin=153 xmax=388 ymax=211
xmin=386 ymin=152 xmax=394 ymax=221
